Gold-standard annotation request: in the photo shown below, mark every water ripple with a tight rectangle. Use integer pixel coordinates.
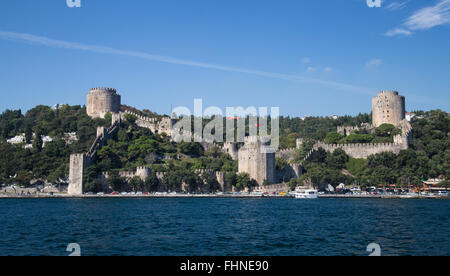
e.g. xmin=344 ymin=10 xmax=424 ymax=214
xmin=0 ymin=198 xmax=448 ymax=256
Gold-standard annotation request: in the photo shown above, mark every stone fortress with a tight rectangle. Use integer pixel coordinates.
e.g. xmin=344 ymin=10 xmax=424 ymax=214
xmin=68 ymin=88 xmax=412 ymax=195
xmin=86 ymin=87 xmax=121 ymax=118
xmin=314 ymin=90 xmax=412 ymax=158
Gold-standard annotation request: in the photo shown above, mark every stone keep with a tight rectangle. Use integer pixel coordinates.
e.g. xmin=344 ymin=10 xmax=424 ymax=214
xmin=87 ymin=87 xmax=121 ymax=118
xmin=238 ymin=136 xmax=276 ymax=186
xmin=372 ymin=91 xmax=405 ymax=127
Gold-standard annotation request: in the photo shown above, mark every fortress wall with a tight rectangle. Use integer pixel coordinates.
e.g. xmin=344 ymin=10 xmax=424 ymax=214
xmin=194 ymin=169 xmax=227 ymax=191
xmin=275 ymin=148 xmax=296 ymax=161
xmin=315 ymin=142 xmax=404 ymax=159
xmin=113 ymin=167 xmax=151 ymax=181
xmin=122 ymin=111 xmax=173 ymax=136
xmin=277 ymin=163 xmax=303 ymax=183
xmin=69 ymin=119 xmax=120 ymax=195
xmin=337 ymin=126 xmax=360 ymax=136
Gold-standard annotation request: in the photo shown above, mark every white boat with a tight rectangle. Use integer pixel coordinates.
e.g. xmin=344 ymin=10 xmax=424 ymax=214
xmin=294 ymin=188 xmax=318 ymax=199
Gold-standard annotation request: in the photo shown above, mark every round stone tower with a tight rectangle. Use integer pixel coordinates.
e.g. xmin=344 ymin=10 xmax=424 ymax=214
xmin=372 ymin=91 xmax=405 ymax=127
xmin=87 ymin=87 xmax=121 ymax=118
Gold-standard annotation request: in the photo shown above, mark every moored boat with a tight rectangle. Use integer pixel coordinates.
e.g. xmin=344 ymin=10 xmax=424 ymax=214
xmin=293 ymin=188 xmax=318 ymax=199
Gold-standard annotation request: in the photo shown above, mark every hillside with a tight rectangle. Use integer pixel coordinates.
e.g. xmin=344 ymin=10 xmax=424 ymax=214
xmin=0 ymin=105 xmax=448 ymax=191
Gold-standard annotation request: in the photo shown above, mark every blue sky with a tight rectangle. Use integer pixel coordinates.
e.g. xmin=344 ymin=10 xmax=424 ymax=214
xmin=0 ymin=0 xmax=449 ymax=117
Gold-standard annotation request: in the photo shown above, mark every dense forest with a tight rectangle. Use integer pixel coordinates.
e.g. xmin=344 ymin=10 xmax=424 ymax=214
xmin=0 ymin=105 xmax=448 ymax=191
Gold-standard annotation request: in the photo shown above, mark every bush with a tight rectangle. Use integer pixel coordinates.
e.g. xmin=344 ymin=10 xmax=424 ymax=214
xmin=324 ymin=132 xmax=344 ymax=144
xmin=343 ymin=134 xmax=373 ymax=144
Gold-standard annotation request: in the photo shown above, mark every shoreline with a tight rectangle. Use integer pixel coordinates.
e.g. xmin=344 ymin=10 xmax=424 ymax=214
xmin=0 ymin=194 xmax=448 ymax=199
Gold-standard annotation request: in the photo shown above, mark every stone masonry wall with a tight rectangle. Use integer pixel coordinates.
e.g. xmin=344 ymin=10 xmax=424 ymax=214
xmin=68 ymin=121 xmax=120 ymax=195
xmin=122 ymin=110 xmax=173 ymax=136
xmin=238 ymin=136 xmax=276 ymax=185
xmin=372 ymin=91 xmax=405 ymax=127
xmin=314 ymin=141 xmax=405 ymax=159
xmin=87 ymin=87 xmax=121 ymax=118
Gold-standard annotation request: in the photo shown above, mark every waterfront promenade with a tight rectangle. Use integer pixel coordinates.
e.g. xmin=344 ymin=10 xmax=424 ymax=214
xmin=0 ymin=193 xmax=448 ymax=199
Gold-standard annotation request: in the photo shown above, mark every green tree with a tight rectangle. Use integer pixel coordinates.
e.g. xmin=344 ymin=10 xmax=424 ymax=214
xmin=236 ymin=173 xmax=257 ymax=190
xmin=374 ymin=123 xmax=401 ymax=137
xmin=203 ymin=173 xmax=220 ymax=192
xmin=107 ymin=172 xmax=126 ymax=192
xmin=225 ymin=172 xmax=237 ymax=188
xmin=144 ymin=172 xmax=161 ymax=192
xmin=129 ymin=176 xmax=144 ymax=192
xmin=326 ymin=148 xmax=349 ymax=170
xmin=32 ymin=129 xmax=43 ymax=151
xmin=85 ymin=179 xmax=103 ymax=193
xmin=324 ymin=132 xmax=344 ymax=144
xmin=275 ymin=157 xmax=288 ymax=171
xmin=24 ymin=123 xmax=33 ymax=144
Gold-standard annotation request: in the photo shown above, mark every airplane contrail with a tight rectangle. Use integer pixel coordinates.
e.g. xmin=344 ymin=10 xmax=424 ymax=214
xmin=0 ymin=30 xmax=374 ymax=95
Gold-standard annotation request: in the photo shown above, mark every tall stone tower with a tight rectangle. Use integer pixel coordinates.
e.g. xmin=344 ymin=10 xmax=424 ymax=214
xmin=87 ymin=87 xmax=121 ymax=118
xmin=238 ymin=136 xmax=276 ymax=186
xmin=372 ymin=91 xmax=405 ymax=127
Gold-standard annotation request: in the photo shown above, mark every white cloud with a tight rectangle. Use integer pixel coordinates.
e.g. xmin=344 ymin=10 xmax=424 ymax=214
xmin=405 ymin=0 xmax=450 ymax=30
xmin=365 ymin=58 xmax=382 ymax=67
xmin=385 ymin=28 xmax=413 ymax=37
xmin=385 ymin=1 xmax=408 ymax=11
xmin=0 ymin=30 xmax=376 ymax=96
xmin=386 ymin=0 xmax=450 ymax=36
xmin=302 ymin=57 xmax=310 ymax=64
xmin=324 ymin=67 xmax=333 ymax=73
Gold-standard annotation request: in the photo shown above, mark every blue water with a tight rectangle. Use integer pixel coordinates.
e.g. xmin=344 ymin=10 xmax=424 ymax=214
xmin=0 ymin=198 xmax=448 ymax=256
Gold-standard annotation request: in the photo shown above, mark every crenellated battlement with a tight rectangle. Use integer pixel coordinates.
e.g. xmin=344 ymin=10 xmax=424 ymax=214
xmin=312 ymin=132 xmax=409 ymax=159
xmin=244 ymin=135 xmax=272 ymax=146
xmin=377 ymin=90 xmax=399 ymax=96
xmin=87 ymin=87 xmax=121 ymax=118
xmin=123 ymin=110 xmax=160 ymax=123
xmin=122 ymin=110 xmax=172 ymax=136
xmin=90 ymin=87 xmax=118 ymax=94
xmin=278 ymin=148 xmax=296 ymax=154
